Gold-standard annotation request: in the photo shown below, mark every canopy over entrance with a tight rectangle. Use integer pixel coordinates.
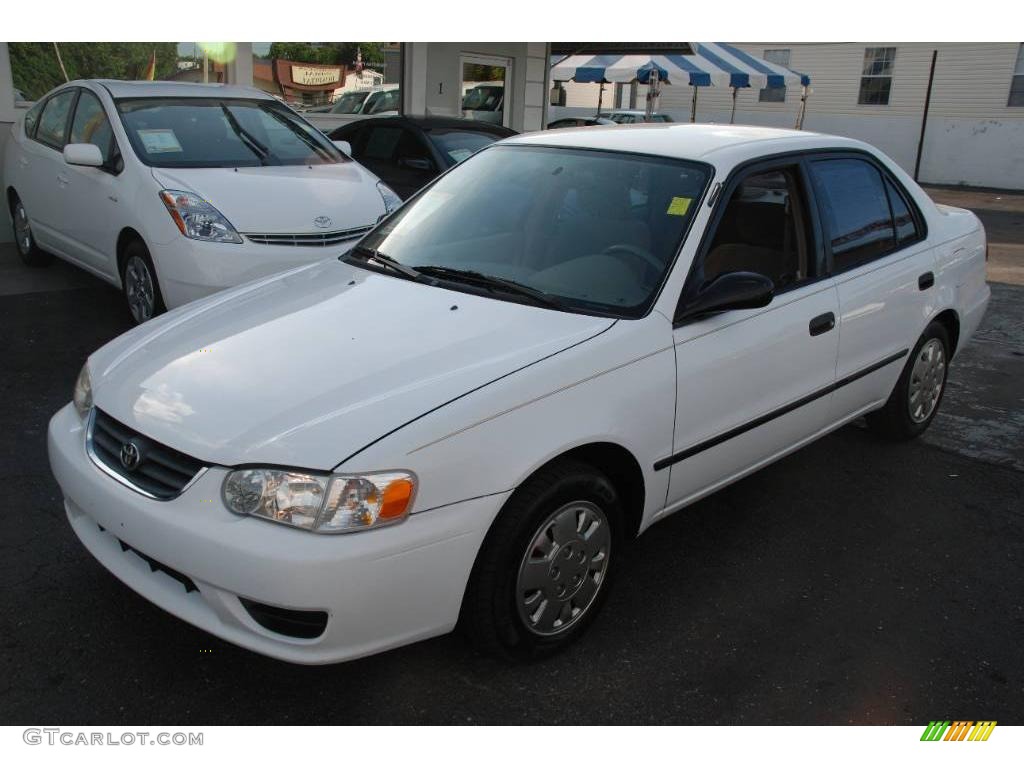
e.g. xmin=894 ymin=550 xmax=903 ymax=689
xmin=550 ymin=42 xmax=810 ymax=89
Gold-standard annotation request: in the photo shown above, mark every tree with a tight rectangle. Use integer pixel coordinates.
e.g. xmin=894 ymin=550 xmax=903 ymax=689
xmin=267 ymin=42 xmax=387 ymax=68
xmin=9 ymin=43 xmax=178 ymax=100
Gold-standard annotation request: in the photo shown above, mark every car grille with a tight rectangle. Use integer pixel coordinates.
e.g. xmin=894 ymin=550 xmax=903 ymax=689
xmin=242 ymin=225 xmax=373 ymax=247
xmin=87 ymin=409 xmax=206 ymax=500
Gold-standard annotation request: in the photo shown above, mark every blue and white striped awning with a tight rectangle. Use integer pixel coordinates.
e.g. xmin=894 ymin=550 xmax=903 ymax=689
xmin=550 ymin=43 xmax=810 ymax=88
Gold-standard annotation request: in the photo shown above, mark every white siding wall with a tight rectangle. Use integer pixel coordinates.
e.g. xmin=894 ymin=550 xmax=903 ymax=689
xmin=551 ymin=42 xmax=1024 ymax=189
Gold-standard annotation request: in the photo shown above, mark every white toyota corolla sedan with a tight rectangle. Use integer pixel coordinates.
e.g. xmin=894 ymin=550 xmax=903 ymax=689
xmin=3 ymin=80 xmax=399 ymax=323
xmin=48 ymin=124 xmax=990 ymax=663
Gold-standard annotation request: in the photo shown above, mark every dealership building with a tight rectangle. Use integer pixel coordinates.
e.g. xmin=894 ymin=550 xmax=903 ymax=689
xmin=1 ymin=40 xmax=1022 ymax=243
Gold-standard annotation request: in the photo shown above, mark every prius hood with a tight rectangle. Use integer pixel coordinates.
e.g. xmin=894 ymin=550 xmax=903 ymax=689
xmin=88 ymin=260 xmax=613 ymax=470
xmin=150 ymin=162 xmax=386 ymax=234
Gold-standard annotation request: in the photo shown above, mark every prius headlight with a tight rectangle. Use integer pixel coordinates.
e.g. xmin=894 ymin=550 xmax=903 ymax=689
xmin=159 ymin=189 xmax=242 ymax=243
xmin=222 ymin=468 xmax=416 ymax=533
xmin=73 ymin=362 xmax=92 ymax=419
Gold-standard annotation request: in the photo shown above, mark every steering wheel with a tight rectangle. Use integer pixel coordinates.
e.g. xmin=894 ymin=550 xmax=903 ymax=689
xmin=602 ymin=243 xmax=664 ymax=278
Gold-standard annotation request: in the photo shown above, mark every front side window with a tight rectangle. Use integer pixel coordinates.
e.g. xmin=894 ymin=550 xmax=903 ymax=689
xmin=35 ymin=89 xmax=77 ymax=149
xmin=858 ymin=47 xmax=897 ymax=105
xmin=331 ymin=91 xmax=370 ymax=114
xmin=351 ymin=145 xmax=710 ymax=318
xmin=70 ymin=91 xmax=115 ymax=165
xmin=116 ymin=98 xmax=345 ymax=168
xmin=1009 ymin=43 xmax=1024 ymax=107
xmin=759 ymin=49 xmax=791 ymax=102
xmin=702 ymin=167 xmax=813 ymax=292
xmin=810 ymin=158 xmax=896 ymax=272
xmin=364 ymin=89 xmax=400 ymax=115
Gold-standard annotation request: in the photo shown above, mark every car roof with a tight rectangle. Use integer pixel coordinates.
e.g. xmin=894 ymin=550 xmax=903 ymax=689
xmin=506 ymin=123 xmax=866 ymax=163
xmin=84 ymin=79 xmax=273 ymax=100
xmin=337 ymin=115 xmax=516 ymax=136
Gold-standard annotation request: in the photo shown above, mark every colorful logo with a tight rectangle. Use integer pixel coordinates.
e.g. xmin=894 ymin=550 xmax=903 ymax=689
xmin=920 ymin=721 xmax=997 ymax=741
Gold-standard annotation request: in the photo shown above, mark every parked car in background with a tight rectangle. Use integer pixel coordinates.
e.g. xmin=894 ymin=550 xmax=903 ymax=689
xmin=3 ymin=80 xmax=401 ymax=323
xmin=304 ymin=87 xmax=401 ymax=132
xmin=600 ymin=110 xmax=674 ymax=124
xmin=547 ymin=117 xmax=616 ymax=129
xmin=461 ymin=84 xmax=505 ymax=125
xmin=330 ymin=116 xmax=516 ymax=199
xmin=49 ymin=124 xmax=989 ymax=664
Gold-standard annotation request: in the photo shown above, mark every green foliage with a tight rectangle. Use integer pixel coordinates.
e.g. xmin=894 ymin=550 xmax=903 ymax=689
xmin=267 ymin=42 xmax=387 ymax=68
xmin=9 ymin=42 xmax=179 ymax=100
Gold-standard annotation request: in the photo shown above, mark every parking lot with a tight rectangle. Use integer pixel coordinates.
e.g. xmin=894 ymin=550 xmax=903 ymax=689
xmin=1 ymin=185 xmax=1022 ymax=725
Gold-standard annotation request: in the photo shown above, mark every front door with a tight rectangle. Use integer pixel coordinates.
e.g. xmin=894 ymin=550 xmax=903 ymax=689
xmin=662 ymin=162 xmax=840 ymax=513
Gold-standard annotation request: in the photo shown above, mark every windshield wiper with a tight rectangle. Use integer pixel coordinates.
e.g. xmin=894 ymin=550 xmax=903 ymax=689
xmin=350 ymin=245 xmax=422 ymax=280
xmin=415 ymin=266 xmax=566 ymax=310
xmin=220 ymin=104 xmax=270 ymax=165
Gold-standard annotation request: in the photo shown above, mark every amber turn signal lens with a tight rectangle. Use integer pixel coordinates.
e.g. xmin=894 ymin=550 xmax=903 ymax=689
xmin=380 ymin=478 xmax=414 ymax=520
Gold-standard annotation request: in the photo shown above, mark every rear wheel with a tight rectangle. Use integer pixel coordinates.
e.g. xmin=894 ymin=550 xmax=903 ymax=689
xmin=120 ymin=240 xmax=166 ymax=324
xmin=10 ymin=196 xmax=53 ymax=267
xmin=461 ymin=459 xmax=622 ymax=660
xmin=866 ymin=321 xmax=950 ymax=440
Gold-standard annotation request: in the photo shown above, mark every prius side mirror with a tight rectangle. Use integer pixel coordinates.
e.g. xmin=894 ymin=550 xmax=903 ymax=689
xmin=63 ymin=143 xmax=104 ymax=167
xmin=676 ymin=271 xmax=774 ymax=324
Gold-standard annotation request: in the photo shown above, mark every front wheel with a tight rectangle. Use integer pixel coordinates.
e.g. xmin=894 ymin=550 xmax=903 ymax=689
xmin=866 ymin=321 xmax=950 ymax=440
xmin=121 ymin=240 xmax=166 ymax=324
xmin=11 ymin=196 xmax=54 ymax=267
xmin=461 ymin=459 xmax=622 ymax=660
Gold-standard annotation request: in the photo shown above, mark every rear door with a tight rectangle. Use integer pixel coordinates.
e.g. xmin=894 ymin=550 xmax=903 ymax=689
xmin=806 ymin=155 xmax=935 ymax=422
xmin=663 ymin=158 xmax=840 ymax=510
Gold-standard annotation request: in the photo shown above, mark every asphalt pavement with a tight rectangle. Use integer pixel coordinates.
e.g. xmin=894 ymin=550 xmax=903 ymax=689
xmin=1 ymin=187 xmax=1021 ymax=725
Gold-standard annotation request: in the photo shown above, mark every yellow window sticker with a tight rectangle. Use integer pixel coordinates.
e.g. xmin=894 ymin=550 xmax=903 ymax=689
xmin=666 ymin=196 xmax=693 ymax=216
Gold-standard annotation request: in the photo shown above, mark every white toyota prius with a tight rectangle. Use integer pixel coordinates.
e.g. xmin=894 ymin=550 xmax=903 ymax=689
xmin=3 ymin=80 xmax=399 ymax=323
xmin=48 ymin=124 xmax=990 ymax=663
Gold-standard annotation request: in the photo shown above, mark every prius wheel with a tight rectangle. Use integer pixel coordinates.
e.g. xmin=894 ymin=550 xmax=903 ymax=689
xmin=10 ymin=196 xmax=53 ymax=267
xmin=121 ymin=240 xmax=166 ymax=324
xmin=866 ymin=321 xmax=950 ymax=440
xmin=461 ymin=459 xmax=621 ymax=660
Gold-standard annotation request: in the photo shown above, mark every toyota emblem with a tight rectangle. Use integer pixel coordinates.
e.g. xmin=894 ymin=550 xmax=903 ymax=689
xmin=120 ymin=439 xmax=142 ymax=471
xmin=313 ymin=216 xmax=332 ymax=229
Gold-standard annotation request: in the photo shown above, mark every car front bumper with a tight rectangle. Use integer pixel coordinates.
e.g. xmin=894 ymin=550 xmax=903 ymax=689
xmin=48 ymin=403 xmax=506 ymax=664
xmin=149 ymin=237 xmax=359 ymax=310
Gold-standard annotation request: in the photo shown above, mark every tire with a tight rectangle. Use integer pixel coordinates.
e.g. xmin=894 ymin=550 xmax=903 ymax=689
xmin=866 ymin=321 xmax=950 ymax=441
xmin=120 ymin=239 xmax=166 ymax=324
xmin=10 ymin=195 xmax=54 ymax=267
xmin=461 ymin=459 xmax=623 ymax=660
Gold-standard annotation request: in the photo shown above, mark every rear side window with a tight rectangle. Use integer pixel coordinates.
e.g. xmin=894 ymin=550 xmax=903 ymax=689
xmin=35 ymin=89 xmax=77 ymax=149
xmin=810 ymin=158 xmax=895 ymax=272
xmin=885 ymin=177 xmax=919 ymax=245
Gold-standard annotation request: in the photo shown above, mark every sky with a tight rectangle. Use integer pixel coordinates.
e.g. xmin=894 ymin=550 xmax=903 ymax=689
xmin=175 ymin=42 xmax=272 ymax=57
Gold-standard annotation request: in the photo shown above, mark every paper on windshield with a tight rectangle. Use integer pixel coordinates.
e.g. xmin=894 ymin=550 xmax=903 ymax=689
xmin=447 ymin=148 xmax=474 ymax=164
xmin=666 ymin=196 xmax=693 ymax=216
xmin=137 ymin=129 xmax=183 ymax=154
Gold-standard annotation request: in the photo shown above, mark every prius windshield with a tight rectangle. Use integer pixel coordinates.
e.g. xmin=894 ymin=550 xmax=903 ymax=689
xmin=116 ymin=97 xmax=345 ymax=168
xmin=352 ymin=144 xmax=710 ymax=318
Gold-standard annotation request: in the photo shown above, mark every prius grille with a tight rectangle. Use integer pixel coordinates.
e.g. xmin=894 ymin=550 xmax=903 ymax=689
xmin=87 ymin=409 xmax=206 ymax=500
xmin=243 ymin=225 xmax=373 ymax=247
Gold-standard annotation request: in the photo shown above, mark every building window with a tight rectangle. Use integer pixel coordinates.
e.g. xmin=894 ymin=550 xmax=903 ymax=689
xmin=858 ymin=47 xmax=896 ymax=105
xmin=1009 ymin=44 xmax=1024 ymax=106
xmin=759 ymin=49 xmax=791 ymax=102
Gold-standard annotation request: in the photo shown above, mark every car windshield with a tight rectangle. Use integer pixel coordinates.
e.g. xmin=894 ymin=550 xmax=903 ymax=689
xmin=331 ymin=91 xmax=370 ymax=114
xmin=352 ymin=144 xmax=710 ymax=318
xmin=427 ymin=128 xmax=503 ymax=164
xmin=116 ymin=97 xmax=345 ymax=168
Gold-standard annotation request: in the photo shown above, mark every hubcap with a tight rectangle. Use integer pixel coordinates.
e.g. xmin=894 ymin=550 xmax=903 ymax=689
xmin=908 ymin=338 xmax=945 ymax=423
xmin=13 ymin=202 xmax=32 ymax=255
xmin=124 ymin=256 xmax=155 ymax=323
xmin=516 ymin=500 xmax=611 ymax=637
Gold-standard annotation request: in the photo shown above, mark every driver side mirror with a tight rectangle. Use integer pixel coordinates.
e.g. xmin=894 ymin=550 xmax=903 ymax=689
xmin=63 ymin=143 xmax=104 ymax=168
xmin=676 ymin=271 xmax=774 ymax=323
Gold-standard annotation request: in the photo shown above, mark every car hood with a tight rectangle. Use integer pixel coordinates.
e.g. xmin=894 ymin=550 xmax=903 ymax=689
xmin=89 ymin=259 xmax=614 ymax=470
xmin=150 ymin=163 xmax=385 ymax=234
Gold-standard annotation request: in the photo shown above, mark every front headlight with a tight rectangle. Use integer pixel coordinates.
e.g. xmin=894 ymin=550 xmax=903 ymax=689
xmin=159 ymin=189 xmax=242 ymax=243
xmin=73 ymin=362 xmax=92 ymax=419
xmin=376 ymin=181 xmax=402 ymax=214
xmin=222 ymin=468 xmax=416 ymax=534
